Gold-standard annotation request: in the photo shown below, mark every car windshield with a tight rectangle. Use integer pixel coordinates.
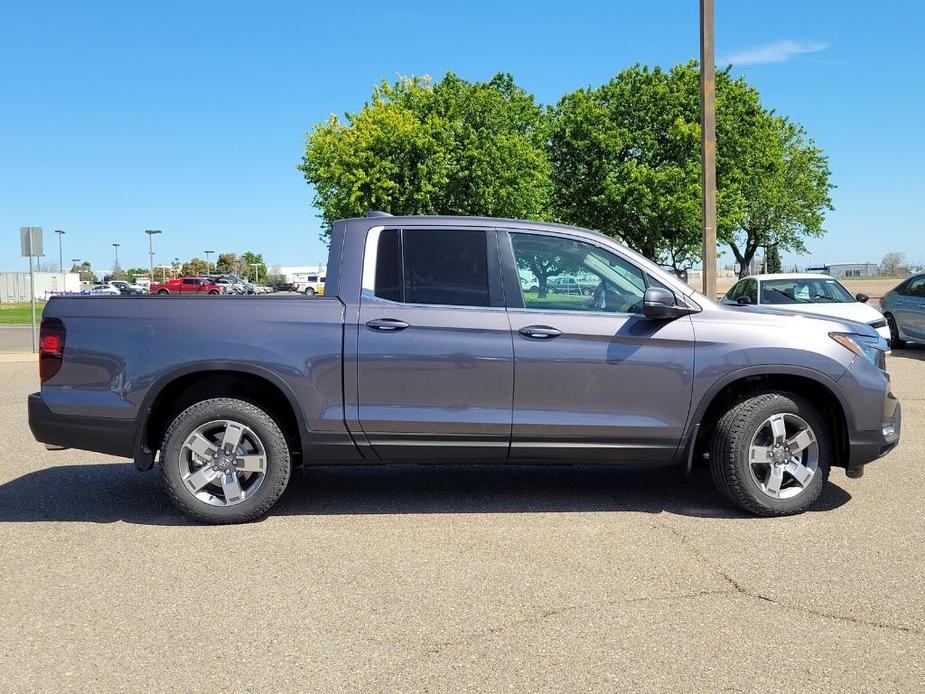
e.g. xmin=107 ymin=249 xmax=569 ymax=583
xmin=761 ymin=278 xmax=855 ymax=304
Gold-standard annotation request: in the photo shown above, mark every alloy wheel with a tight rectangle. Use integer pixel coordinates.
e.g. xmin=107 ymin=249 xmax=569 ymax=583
xmin=179 ymin=419 xmax=268 ymax=506
xmin=747 ymin=413 xmax=819 ymax=500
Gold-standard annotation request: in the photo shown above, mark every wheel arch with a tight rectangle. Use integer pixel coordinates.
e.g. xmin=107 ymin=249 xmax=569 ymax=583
xmin=134 ymin=362 xmax=304 ymax=471
xmin=686 ymin=366 xmax=853 ymax=470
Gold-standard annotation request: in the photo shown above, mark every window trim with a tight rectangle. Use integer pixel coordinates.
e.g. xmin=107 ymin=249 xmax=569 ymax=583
xmin=499 ymin=228 xmax=662 ymax=317
xmin=360 ymin=226 xmax=504 ymax=310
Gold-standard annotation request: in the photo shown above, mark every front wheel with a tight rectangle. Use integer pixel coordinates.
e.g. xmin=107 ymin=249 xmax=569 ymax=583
xmin=885 ymin=313 xmax=905 ymax=349
xmin=304 ymin=287 xmax=315 ymax=296
xmin=159 ymin=398 xmax=292 ymax=524
xmin=709 ymin=392 xmax=829 ymax=516
xmin=157 ymin=289 xmax=169 ymax=295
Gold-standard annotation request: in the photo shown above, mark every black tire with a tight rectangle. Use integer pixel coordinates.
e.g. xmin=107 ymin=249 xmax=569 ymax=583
xmin=208 ymin=290 xmax=219 ymax=295
xmin=709 ymin=391 xmax=830 ymax=516
xmin=885 ymin=313 xmax=905 ymax=349
xmin=304 ymin=287 xmax=315 ymax=296
xmin=159 ymin=398 xmax=291 ymax=524
xmin=157 ymin=289 xmax=169 ymax=295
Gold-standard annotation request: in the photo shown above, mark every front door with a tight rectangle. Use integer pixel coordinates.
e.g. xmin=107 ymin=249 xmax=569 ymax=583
xmin=356 ymin=226 xmax=513 ymax=460
xmin=503 ymin=230 xmax=695 ymax=461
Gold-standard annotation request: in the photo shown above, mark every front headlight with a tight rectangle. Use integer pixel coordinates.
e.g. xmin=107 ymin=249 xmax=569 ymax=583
xmin=830 ymin=332 xmax=888 ymax=370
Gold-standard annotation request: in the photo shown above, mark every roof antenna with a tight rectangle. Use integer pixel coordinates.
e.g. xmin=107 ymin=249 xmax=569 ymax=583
xmin=367 ymin=210 xmax=392 ymax=218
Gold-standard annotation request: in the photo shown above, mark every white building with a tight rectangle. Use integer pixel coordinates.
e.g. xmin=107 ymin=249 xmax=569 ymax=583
xmin=0 ymin=272 xmax=81 ymax=303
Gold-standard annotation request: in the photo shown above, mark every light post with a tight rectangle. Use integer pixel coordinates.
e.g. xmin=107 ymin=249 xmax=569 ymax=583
xmin=205 ymin=250 xmax=214 ymax=272
xmin=145 ymin=229 xmax=161 ymax=280
xmin=55 ymin=229 xmax=65 ymax=272
xmin=250 ymin=263 xmax=260 ymax=283
xmin=70 ymin=258 xmax=81 ymax=272
xmin=699 ymin=0 xmax=717 ymax=298
xmin=112 ymin=243 xmax=121 ymax=270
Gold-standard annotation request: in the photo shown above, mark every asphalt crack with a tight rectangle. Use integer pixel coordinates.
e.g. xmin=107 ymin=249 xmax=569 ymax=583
xmin=653 ymin=518 xmax=921 ymax=636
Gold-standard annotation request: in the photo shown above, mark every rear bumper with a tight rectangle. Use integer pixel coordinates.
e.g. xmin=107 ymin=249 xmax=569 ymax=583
xmin=28 ymin=393 xmax=136 ymax=459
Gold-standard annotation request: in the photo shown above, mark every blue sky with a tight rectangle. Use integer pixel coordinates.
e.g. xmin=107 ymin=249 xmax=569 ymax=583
xmin=2 ymin=0 xmax=922 ymax=273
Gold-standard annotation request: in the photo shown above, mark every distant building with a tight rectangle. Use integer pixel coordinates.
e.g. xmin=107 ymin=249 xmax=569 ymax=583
xmin=0 ymin=272 xmax=81 ymax=303
xmin=805 ymin=263 xmax=879 ymax=279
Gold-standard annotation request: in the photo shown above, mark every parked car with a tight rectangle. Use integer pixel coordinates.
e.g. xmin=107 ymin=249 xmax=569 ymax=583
xmin=294 ymin=274 xmax=325 ymax=295
xmin=109 ymin=280 xmax=146 ymax=296
xmin=149 ymin=277 xmax=222 ymax=295
xmin=275 ymin=282 xmax=294 ymax=292
xmin=86 ymin=283 xmax=120 ymax=296
xmin=547 ymin=274 xmax=598 ymax=296
xmin=30 ymin=215 xmax=899 ymax=524
xmin=722 ymin=274 xmax=891 ymax=343
xmin=880 ymin=273 xmax=925 ymax=348
xmin=213 ymin=277 xmax=244 ymax=294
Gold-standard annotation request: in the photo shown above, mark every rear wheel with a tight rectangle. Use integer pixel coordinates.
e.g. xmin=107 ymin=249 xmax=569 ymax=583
xmin=304 ymin=287 xmax=315 ymax=296
xmin=885 ymin=313 xmax=905 ymax=349
xmin=159 ymin=398 xmax=291 ymax=524
xmin=710 ymin=392 xmax=829 ymax=516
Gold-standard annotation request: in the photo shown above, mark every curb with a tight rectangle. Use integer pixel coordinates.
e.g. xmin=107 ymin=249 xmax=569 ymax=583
xmin=0 ymin=352 xmax=35 ymax=363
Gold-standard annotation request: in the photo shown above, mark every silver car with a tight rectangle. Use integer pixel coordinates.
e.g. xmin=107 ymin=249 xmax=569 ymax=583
xmin=880 ymin=273 xmax=925 ymax=347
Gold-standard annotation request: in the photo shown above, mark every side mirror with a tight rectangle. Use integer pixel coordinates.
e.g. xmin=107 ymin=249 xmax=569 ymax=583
xmin=736 ymin=295 xmax=753 ymax=306
xmin=643 ymin=287 xmax=694 ymax=320
xmin=856 ymin=293 xmax=869 ymax=303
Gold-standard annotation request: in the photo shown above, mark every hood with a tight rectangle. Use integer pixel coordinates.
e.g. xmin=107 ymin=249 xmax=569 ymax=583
xmin=711 ymin=303 xmax=881 ymax=339
xmin=760 ymin=301 xmax=884 ymax=325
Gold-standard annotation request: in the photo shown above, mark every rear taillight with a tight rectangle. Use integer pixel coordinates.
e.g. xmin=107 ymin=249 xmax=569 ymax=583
xmin=39 ymin=317 xmax=66 ymax=383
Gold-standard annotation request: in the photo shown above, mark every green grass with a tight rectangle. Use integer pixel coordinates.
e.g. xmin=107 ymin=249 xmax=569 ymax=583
xmin=0 ymin=303 xmax=45 ymax=325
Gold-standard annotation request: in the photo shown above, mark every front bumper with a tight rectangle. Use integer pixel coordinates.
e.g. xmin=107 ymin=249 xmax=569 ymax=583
xmin=845 ymin=394 xmax=902 ymax=477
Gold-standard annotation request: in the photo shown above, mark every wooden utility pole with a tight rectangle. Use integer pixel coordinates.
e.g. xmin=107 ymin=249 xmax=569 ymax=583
xmin=700 ymin=0 xmax=717 ymax=298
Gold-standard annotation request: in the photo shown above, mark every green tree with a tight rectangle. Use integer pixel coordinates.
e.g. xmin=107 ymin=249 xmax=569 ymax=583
xmin=181 ymin=257 xmax=210 ymax=276
xmin=765 ymin=245 xmax=782 ymax=274
xmin=239 ymin=251 xmax=267 ymax=281
xmin=725 ymin=114 xmax=833 ymax=278
xmin=550 ymin=63 xmax=704 ymax=270
xmin=215 ymin=253 xmax=238 ymax=274
xmin=549 ymin=62 xmax=832 ymax=276
xmin=71 ymin=261 xmax=95 ymax=282
xmin=299 ymin=72 xmax=552 ymax=236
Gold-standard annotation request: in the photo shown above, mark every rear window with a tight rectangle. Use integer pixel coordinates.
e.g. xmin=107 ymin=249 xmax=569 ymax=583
xmin=370 ymin=229 xmax=490 ymax=307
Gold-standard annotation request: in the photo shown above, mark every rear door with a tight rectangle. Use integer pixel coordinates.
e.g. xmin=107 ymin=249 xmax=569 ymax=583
xmin=501 ymin=229 xmax=695 ymax=461
xmin=356 ymin=226 xmax=513 ymax=460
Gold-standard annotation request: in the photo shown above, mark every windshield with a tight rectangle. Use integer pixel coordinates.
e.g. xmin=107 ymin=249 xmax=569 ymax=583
xmin=761 ymin=278 xmax=855 ymax=305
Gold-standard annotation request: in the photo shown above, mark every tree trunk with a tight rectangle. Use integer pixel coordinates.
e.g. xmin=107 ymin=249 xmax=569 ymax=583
xmin=537 ymin=275 xmax=548 ymax=299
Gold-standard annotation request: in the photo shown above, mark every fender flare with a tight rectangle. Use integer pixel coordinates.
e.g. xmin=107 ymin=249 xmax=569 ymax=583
xmin=132 ymin=360 xmax=306 ymax=470
xmin=680 ymin=364 xmax=855 ymax=460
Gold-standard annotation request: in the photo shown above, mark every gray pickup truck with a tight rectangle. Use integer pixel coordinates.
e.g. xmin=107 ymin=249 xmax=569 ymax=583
xmin=29 ymin=215 xmax=901 ymax=523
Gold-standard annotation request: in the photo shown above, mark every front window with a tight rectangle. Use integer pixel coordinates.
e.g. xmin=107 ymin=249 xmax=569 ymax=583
xmin=761 ymin=278 xmax=855 ymax=305
xmin=510 ymin=232 xmax=647 ymax=313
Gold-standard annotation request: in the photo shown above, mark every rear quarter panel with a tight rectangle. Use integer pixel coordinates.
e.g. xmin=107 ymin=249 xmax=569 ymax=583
xmin=40 ymin=296 xmax=348 ymax=437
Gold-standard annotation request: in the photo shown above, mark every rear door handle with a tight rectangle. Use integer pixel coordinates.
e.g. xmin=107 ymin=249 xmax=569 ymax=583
xmin=519 ymin=325 xmax=562 ymax=339
xmin=366 ymin=318 xmax=410 ymax=331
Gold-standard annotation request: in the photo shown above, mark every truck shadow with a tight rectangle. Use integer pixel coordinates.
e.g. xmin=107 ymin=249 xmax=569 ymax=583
xmin=0 ymin=462 xmax=851 ymax=525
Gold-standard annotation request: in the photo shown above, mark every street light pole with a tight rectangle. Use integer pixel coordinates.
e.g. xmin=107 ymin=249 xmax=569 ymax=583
xmin=55 ymin=229 xmax=65 ymax=273
xmin=251 ymin=263 xmax=260 ymax=283
xmin=112 ymin=243 xmax=121 ymax=271
xmin=145 ymin=229 xmax=161 ymax=281
xmin=700 ymin=0 xmax=717 ymax=298
xmin=205 ymin=250 xmax=214 ymax=272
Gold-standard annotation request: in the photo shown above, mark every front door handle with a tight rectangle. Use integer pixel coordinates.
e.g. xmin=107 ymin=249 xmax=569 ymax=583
xmin=366 ymin=318 xmax=410 ymax=331
xmin=519 ymin=325 xmax=562 ymax=339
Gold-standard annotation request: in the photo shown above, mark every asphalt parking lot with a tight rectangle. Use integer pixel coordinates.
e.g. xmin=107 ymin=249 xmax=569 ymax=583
xmin=1 ymin=350 xmax=923 ymax=692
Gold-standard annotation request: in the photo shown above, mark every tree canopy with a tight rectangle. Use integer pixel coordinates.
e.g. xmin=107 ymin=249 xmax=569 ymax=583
xmin=300 ymin=64 xmax=833 ymax=273
xmin=299 ymin=72 xmax=552 ymax=234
